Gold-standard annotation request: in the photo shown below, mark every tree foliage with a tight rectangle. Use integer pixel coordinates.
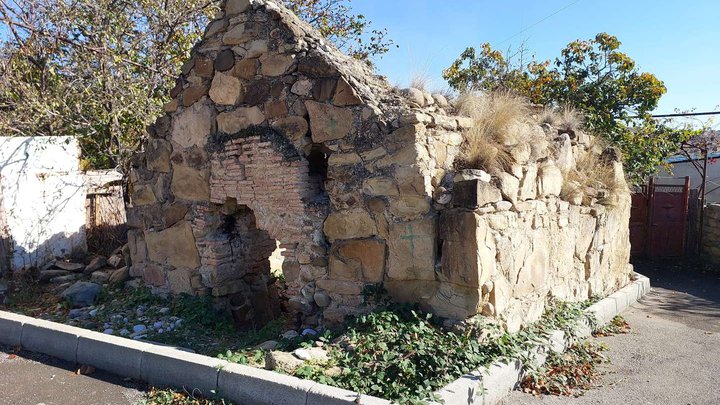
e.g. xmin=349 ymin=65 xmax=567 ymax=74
xmin=0 ymin=0 xmax=393 ymax=170
xmin=443 ymin=33 xmax=699 ymax=184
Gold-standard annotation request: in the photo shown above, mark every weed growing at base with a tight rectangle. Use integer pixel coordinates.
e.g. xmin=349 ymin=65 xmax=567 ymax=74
xmin=223 ymin=300 xmax=597 ymax=404
xmin=594 ymin=315 xmax=631 ymax=336
xmin=94 ymin=286 xmax=285 ymax=355
xmin=138 ymin=387 xmax=233 ymax=405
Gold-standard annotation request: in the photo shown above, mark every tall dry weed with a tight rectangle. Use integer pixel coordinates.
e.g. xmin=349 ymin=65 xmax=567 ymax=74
xmin=456 ymin=91 xmax=536 ymax=172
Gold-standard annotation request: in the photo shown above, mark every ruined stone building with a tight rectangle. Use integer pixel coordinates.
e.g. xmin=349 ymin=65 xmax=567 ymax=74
xmin=126 ymin=0 xmax=633 ymax=331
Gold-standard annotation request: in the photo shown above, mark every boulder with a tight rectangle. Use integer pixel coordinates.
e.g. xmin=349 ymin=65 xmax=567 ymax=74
xmin=312 ymin=78 xmax=337 ymax=102
xmin=332 ymin=77 xmax=362 ymax=106
xmin=209 ymin=72 xmax=243 ymax=105
xmin=83 ymin=256 xmax=107 ymax=275
xmin=171 ymin=102 xmax=215 ymax=149
xmin=107 ymin=254 xmax=124 ymax=269
xmin=167 ymin=268 xmax=193 ymax=294
xmin=216 ymin=106 xmax=265 ymax=133
xmin=554 ymin=133 xmax=576 ymax=172
xmin=401 ymin=88 xmax=425 ymax=107
xmin=226 ymin=0 xmax=250 ymax=15
xmin=131 ymin=184 xmax=157 ymax=206
xmin=323 ymin=209 xmax=377 ymax=241
xmin=109 ymin=266 xmax=130 ymax=284
xmin=362 ymin=177 xmax=399 ymax=197
xmin=53 ymin=261 xmax=84 ymax=272
xmin=330 ymin=239 xmax=386 ymax=282
xmin=182 ymin=85 xmax=209 ymax=107
xmin=271 ymin=116 xmax=309 ymax=145
xmin=61 ymin=282 xmax=102 ymax=307
xmin=305 ymin=101 xmax=354 ymax=143
xmin=427 ymin=283 xmax=483 ymax=320
xmin=538 ymin=162 xmax=563 ymax=198
xmin=432 ymin=93 xmax=449 ymax=107
xmin=265 ymin=351 xmax=304 ymax=372
xmin=497 ymin=173 xmax=520 ymax=203
xmin=171 ymin=165 xmax=209 ymax=202
xmin=509 ymin=143 xmax=531 ymax=164
xmin=292 ymin=347 xmax=329 ymax=363
xmin=453 ymin=179 xmax=502 ymax=209
xmin=233 ymin=59 xmax=259 ymax=80
xmin=39 ymin=270 xmax=70 ymax=283
xmin=519 ymin=163 xmax=538 ymax=201
xmin=146 ymin=139 xmax=172 ymax=173
xmin=453 ymin=169 xmax=491 ymax=183
xmin=388 ymin=196 xmax=431 ymax=220
xmin=50 ymin=274 xmax=81 ymax=284
xmin=290 ymin=78 xmax=313 ymax=96
xmin=90 ymin=271 xmax=111 ymax=284
xmin=313 ymin=291 xmax=331 ymax=307
xmin=144 ymin=221 xmax=200 ymax=269
xmin=223 ymin=22 xmax=263 ymax=45
xmin=261 ymin=54 xmax=295 ymax=76
xmin=255 ymin=340 xmax=279 ymax=351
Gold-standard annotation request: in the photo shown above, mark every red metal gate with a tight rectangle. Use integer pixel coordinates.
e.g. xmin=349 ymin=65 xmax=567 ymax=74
xmin=630 ymin=185 xmax=649 ymax=257
xmin=630 ymin=177 xmax=690 ymax=257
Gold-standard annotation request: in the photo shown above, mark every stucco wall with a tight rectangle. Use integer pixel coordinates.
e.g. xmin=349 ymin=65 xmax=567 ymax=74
xmin=0 ymin=136 xmax=87 ymax=271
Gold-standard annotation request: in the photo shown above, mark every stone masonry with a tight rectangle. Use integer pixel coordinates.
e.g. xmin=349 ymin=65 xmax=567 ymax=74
xmin=126 ymin=0 xmax=633 ymax=331
xmin=702 ymin=204 xmax=720 ymax=261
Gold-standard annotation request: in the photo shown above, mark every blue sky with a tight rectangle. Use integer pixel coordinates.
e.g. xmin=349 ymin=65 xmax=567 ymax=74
xmin=353 ymin=0 xmax=720 ymax=115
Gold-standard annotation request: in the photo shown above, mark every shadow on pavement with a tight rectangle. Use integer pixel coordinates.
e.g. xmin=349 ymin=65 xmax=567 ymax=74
xmin=632 ymin=258 xmax=720 ymax=332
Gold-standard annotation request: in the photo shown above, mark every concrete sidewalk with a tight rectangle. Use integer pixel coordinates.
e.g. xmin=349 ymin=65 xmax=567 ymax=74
xmin=0 ymin=344 xmax=146 ymax=405
xmin=502 ymin=260 xmax=720 ymax=405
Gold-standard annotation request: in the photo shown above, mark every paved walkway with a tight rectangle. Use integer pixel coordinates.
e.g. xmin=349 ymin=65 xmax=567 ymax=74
xmin=502 ymin=259 xmax=720 ymax=405
xmin=0 ymin=345 xmax=146 ymax=405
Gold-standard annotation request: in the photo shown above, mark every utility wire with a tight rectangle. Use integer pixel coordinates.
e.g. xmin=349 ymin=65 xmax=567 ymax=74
xmin=649 ymin=111 xmax=720 ymax=118
xmin=498 ymin=0 xmax=582 ymax=45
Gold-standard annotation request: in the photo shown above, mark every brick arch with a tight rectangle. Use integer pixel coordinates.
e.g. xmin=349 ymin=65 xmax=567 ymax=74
xmin=206 ymin=130 xmax=330 ymax=311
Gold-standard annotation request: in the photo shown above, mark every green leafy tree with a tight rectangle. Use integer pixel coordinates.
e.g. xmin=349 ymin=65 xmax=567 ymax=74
xmin=0 ymin=0 xmax=393 ymax=170
xmin=443 ymin=33 xmax=699 ymax=184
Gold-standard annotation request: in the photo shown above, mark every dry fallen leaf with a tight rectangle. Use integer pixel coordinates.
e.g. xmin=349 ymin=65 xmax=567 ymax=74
xmin=76 ymin=365 xmax=96 ymax=375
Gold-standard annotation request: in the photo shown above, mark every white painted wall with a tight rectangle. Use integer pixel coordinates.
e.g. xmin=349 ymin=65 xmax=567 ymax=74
xmin=658 ymin=159 xmax=720 ymax=203
xmin=0 ymin=136 xmax=87 ymax=270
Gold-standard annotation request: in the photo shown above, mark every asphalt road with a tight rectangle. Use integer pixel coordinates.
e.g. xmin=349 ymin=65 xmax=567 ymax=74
xmin=502 ymin=259 xmax=720 ymax=405
xmin=0 ymin=345 xmax=146 ymax=405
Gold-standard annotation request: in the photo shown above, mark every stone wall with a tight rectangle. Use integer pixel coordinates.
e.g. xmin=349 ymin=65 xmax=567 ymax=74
xmin=702 ymin=204 xmax=720 ymax=260
xmin=126 ymin=0 xmax=632 ymax=331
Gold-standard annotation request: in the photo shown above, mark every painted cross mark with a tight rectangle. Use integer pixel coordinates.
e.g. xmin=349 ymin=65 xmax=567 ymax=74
xmin=399 ymin=224 xmax=429 ymax=257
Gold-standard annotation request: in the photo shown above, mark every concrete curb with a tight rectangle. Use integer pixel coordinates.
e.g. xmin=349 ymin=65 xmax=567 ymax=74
xmin=0 ymin=274 xmax=649 ymax=405
xmin=0 ymin=310 xmax=390 ymax=405
xmin=433 ymin=273 xmax=651 ymax=405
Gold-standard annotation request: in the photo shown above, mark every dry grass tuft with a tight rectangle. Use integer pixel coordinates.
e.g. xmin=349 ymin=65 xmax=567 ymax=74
xmin=560 ymin=138 xmax=624 ymax=205
xmin=409 ymin=72 xmax=431 ymax=91
xmin=538 ymin=105 xmax=584 ymax=134
xmin=455 ymin=91 xmax=537 ymax=173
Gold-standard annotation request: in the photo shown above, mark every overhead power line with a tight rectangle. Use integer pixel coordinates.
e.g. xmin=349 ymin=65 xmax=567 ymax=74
xmin=498 ymin=0 xmax=582 ymax=45
xmin=649 ymin=111 xmax=720 ymax=118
